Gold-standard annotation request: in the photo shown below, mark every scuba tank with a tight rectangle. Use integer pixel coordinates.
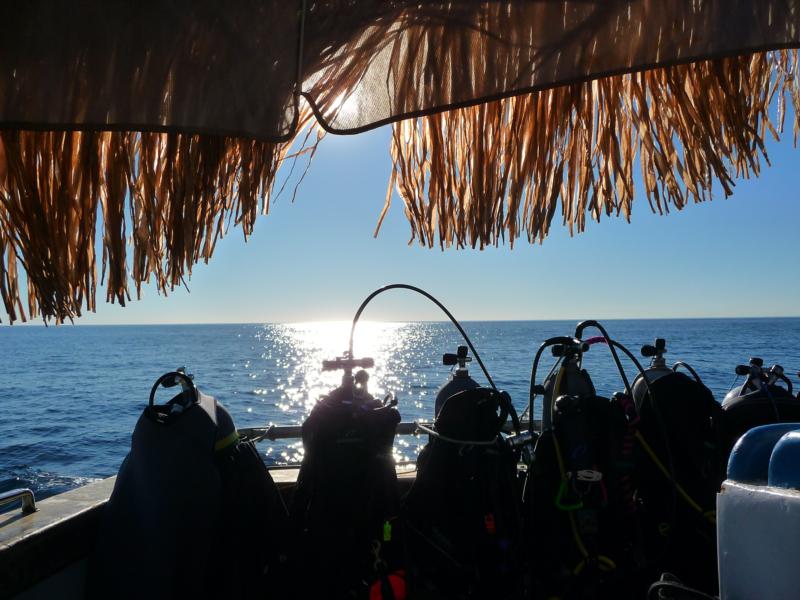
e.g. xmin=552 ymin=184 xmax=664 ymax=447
xmin=434 ymin=345 xmax=480 ymax=417
xmin=629 ymin=339 xmax=725 ymax=595
xmin=538 ymin=339 xmax=594 ymax=430
xmin=722 ymin=357 xmax=800 ymax=452
xmin=631 ymin=339 xmax=675 ymax=406
xmin=88 ymin=369 xmax=290 ymax=600
xmin=290 ymin=354 xmax=404 ymax=600
xmin=524 ymin=327 xmax=638 ymax=599
xmin=403 ymin=345 xmax=523 ymax=600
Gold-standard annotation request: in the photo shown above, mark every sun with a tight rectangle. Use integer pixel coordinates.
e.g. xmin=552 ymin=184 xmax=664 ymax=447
xmin=327 ymin=92 xmax=360 ymax=122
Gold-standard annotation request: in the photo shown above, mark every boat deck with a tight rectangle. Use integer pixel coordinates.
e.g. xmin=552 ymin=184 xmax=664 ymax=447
xmin=0 ymin=467 xmax=418 ymax=599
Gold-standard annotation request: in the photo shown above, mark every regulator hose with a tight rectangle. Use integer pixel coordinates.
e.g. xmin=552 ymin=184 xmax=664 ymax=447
xmin=348 ymin=284 xmax=520 ymax=434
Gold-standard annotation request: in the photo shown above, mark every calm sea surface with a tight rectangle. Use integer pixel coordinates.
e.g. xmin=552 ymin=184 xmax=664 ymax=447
xmin=2 ymin=319 xmax=799 ymax=503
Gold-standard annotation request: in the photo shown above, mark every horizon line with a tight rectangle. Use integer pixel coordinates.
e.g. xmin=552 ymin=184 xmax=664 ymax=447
xmin=6 ymin=314 xmax=800 ymax=327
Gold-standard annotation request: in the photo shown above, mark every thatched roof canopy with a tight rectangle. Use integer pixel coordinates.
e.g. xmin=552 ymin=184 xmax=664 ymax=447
xmin=1 ymin=0 xmax=799 ymax=322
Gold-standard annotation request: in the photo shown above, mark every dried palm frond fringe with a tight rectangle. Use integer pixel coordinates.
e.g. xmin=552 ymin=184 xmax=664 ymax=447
xmin=0 ymin=128 xmax=319 ymax=323
xmin=383 ymin=50 xmax=800 ymax=249
xmin=2 ymin=50 xmax=799 ymax=323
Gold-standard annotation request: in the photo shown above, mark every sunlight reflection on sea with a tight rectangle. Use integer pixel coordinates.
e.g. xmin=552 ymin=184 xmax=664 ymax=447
xmin=248 ymin=321 xmax=437 ymax=464
xmin=3 ymin=318 xmax=799 ymax=501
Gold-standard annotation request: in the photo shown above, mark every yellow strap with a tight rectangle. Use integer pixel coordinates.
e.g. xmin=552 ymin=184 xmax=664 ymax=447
xmin=634 ymin=431 xmax=715 ymax=524
xmin=573 ymin=555 xmax=617 ymax=576
xmin=215 ymin=430 xmax=240 ymax=452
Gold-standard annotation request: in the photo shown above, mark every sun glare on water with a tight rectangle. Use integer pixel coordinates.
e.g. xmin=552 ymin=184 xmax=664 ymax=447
xmin=252 ymin=320 xmax=434 ymax=464
xmin=280 ymin=320 xmax=402 ymax=410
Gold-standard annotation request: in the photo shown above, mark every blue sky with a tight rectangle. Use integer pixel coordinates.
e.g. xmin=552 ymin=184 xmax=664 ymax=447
xmin=60 ymin=125 xmax=800 ymax=324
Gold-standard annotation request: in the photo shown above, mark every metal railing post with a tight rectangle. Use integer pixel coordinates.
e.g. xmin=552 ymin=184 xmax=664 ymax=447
xmin=0 ymin=488 xmax=37 ymax=515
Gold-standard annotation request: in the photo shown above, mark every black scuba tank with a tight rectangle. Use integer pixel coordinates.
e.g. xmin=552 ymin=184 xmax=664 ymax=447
xmin=722 ymin=358 xmax=800 ymax=451
xmin=434 ymin=345 xmax=480 ymax=417
xmin=631 ymin=339 xmax=675 ymax=408
xmin=539 ymin=340 xmax=595 ymax=430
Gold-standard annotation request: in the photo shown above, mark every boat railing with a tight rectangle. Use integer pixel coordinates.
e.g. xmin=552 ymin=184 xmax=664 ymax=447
xmin=239 ymin=419 xmax=538 ymax=442
xmin=0 ymin=488 xmax=37 ymax=515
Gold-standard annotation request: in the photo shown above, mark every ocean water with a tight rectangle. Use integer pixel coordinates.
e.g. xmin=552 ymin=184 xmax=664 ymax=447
xmin=2 ymin=318 xmax=799 ymax=505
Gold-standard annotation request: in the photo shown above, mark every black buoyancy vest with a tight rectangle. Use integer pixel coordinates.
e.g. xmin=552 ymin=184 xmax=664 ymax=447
xmin=403 ymin=387 xmax=523 ymax=600
xmin=525 ymin=391 xmax=635 ymax=600
xmin=634 ymin=371 xmax=725 ymax=594
xmin=214 ymin=437 xmax=292 ymax=598
xmin=290 ymin=384 xmax=402 ymax=600
xmin=88 ymin=392 xmax=289 ymax=600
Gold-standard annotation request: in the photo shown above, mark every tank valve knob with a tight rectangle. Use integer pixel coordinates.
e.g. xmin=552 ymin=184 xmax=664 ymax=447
xmin=552 ymin=338 xmax=588 ymax=358
xmin=642 ymin=339 xmax=667 ymax=359
xmin=443 ymin=345 xmax=471 ymax=368
xmin=322 ymin=356 xmax=375 ymax=372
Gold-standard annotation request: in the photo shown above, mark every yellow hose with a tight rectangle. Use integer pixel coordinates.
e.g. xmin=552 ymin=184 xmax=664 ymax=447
xmin=634 ymin=431 xmax=716 ymax=524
